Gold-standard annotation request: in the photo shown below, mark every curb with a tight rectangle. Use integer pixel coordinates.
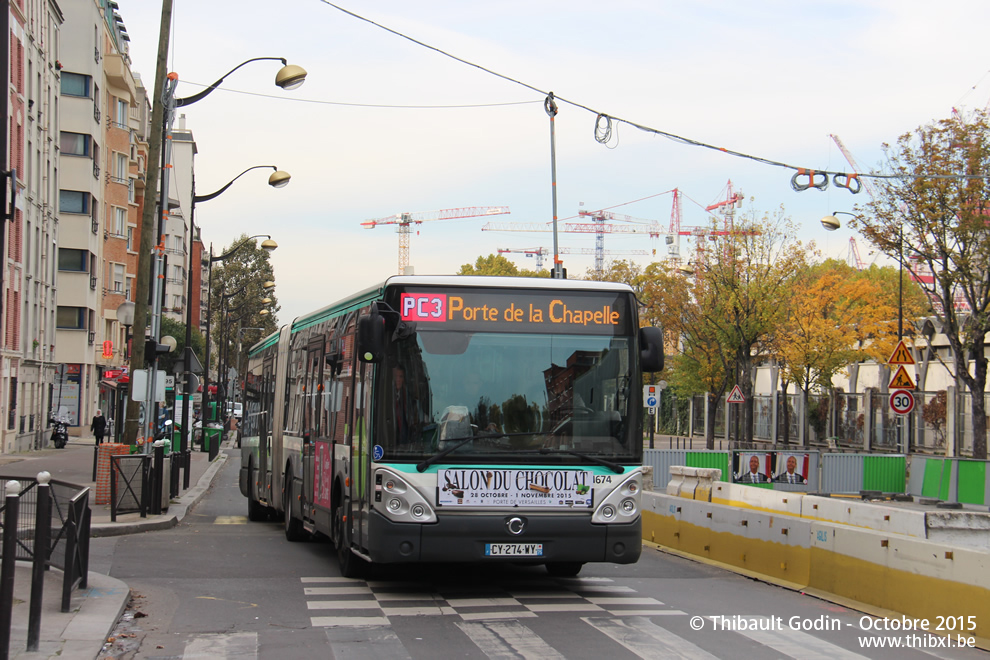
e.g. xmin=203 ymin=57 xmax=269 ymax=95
xmin=90 ymin=450 xmax=228 ymax=538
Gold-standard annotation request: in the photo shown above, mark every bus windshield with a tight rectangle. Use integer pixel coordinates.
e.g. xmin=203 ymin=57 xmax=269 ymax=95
xmin=378 ymin=329 xmax=638 ymax=465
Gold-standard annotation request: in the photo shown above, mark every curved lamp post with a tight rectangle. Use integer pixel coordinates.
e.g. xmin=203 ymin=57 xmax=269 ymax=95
xmin=181 ymin=170 xmax=288 ymax=463
xmin=127 ymin=55 xmax=304 ymax=449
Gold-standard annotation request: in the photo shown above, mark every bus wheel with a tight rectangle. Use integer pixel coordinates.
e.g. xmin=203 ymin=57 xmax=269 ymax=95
xmin=334 ymin=500 xmax=364 ymax=579
xmin=246 ymin=461 xmax=266 ymax=522
xmin=546 ymin=562 xmax=583 ymax=577
xmin=283 ymin=470 xmax=308 ymax=542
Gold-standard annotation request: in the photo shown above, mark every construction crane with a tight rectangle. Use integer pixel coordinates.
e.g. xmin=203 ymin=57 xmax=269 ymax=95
xmin=362 ymin=206 xmax=510 ymax=274
xmin=848 ymin=237 xmax=865 ymax=270
xmin=498 ymin=246 xmax=650 ymax=271
xmin=829 ymin=134 xmax=881 ymax=201
xmin=484 ymin=211 xmax=662 ymax=274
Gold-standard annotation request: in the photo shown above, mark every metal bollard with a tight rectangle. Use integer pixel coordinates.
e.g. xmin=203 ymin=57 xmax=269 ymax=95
xmin=27 ymin=473 xmax=51 ymax=652
xmin=183 ymin=449 xmax=191 ymax=491
xmin=0 ymin=480 xmax=22 ymax=660
xmin=151 ymin=441 xmax=165 ymax=515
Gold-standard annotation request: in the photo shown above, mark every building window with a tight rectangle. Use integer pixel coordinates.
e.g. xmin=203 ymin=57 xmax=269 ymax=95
xmin=114 ymin=152 xmax=127 ymax=183
xmin=59 ymin=190 xmax=90 ymax=214
xmin=113 ymin=206 xmax=126 ymax=236
xmin=125 ymin=276 xmax=134 ymax=300
xmin=60 ymin=72 xmax=91 ymax=97
xmin=56 ymin=306 xmax=86 ymax=329
xmin=116 ymin=98 xmax=128 ymax=128
xmin=59 ymin=131 xmax=91 ymax=157
xmin=127 ymin=227 xmax=134 ymax=251
xmin=113 ymin=264 xmax=125 ymax=292
xmin=58 ymin=248 xmax=88 ymax=272
xmin=128 ymin=178 xmax=135 ymax=203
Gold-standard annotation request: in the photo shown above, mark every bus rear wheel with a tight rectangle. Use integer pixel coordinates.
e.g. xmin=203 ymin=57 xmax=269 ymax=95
xmin=546 ymin=562 xmax=584 ymax=577
xmin=283 ymin=470 xmax=309 ymax=542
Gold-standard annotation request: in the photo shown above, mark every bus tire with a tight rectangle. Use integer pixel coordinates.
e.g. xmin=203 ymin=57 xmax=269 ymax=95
xmin=283 ymin=469 xmax=308 ymax=542
xmin=246 ymin=460 xmax=267 ymax=522
xmin=546 ymin=562 xmax=583 ymax=577
xmin=334 ymin=500 xmax=364 ymax=579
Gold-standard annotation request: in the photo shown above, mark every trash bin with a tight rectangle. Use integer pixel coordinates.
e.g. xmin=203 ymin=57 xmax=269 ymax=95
xmin=203 ymin=425 xmax=222 ymax=453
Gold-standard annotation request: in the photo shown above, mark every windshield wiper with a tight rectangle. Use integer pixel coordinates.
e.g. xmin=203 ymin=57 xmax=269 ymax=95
xmin=415 ymin=431 xmax=540 ymax=472
xmin=534 ymin=447 xmax=625 ymax=474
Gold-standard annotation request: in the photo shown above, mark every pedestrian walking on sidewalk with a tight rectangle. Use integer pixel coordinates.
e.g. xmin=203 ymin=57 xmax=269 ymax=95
xmin=91 ymin=409 xmax=107 ymax=444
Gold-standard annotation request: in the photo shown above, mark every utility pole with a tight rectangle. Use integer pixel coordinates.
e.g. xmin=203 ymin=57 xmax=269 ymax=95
xmin=124 ymin=0 xmax=173 ymax=446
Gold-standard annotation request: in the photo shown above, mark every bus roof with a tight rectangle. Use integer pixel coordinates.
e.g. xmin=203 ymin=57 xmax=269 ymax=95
xmin=248 ymin=275 xmax=636 ymax=355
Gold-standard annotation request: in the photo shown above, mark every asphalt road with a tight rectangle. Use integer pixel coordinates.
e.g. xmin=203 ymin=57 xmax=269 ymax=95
xmin=90 ymin=449 xmax=989 ymax=659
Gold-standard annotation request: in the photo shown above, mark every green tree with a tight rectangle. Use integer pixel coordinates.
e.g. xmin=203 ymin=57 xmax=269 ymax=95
xmin=854 ymin=109 xmax=990 ymax=459
xmin=459 ymin=253 xmax=548 ymax=277
xmin=210 ymin=235 xmax=280 ymax=383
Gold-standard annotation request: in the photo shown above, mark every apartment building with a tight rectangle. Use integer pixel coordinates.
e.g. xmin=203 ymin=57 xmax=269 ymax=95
xmin=0 ymin=0 xmax=64 ymax=453
xmin=55 ymin=0 xmax=144 ymax=431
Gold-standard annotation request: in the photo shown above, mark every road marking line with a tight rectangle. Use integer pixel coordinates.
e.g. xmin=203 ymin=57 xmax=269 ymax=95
xmin=303 ymin=586 xmax=372 ymax=596
xmin=457 ymin=620 xmax=566 ymax=660
xmin=382 ymin=606 xmax=447 ymax=616
xmin=734 ymin=618 xmax=870 ymax=660
xmin=445 ymin=597 xmax=521 ymax=608
xmin=307 ymin=600 xmax=382 ymax=610
xmin=213 ymin=516 xmax=248 ymax=525
xmin=459 ymin=611 xmax=538 ymax=621
xmin=586 ymin=597 xmax=664 ymax=606
xmin=524 ymin=603 xmax=606 ymax=613
xmin=311 ymin=616 xmax=390 ymax=627
xmin=584 ymin=616 xmax=719 ymax=659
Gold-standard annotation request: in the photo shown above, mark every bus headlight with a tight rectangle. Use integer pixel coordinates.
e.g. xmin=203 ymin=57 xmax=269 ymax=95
xmin=592 ymin=469 xmax=643 ymax=524
xmin=374 ymin=468 xmax=437 ymax=523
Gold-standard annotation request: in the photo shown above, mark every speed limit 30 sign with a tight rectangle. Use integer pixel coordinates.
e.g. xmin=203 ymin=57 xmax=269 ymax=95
xmin=889 ymin=389 xmax=915 ymax=415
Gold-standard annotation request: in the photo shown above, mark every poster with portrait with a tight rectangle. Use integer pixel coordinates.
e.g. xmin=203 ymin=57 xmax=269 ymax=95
xmin=774 ymin=453 xmax=809 ymax=485
xmin=733 ymin=452 xmax=773 ymax=484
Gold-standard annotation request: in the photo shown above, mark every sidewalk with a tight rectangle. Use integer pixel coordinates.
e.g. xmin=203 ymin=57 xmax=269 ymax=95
xmin=0 ymin=435 xmax=231 ymax=659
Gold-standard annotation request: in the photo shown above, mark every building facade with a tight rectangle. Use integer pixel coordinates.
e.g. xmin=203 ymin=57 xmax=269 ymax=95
xmin=1 ymin=0 xmax=64 ymax=453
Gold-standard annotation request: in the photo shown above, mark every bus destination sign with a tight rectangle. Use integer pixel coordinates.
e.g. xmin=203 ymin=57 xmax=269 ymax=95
xmin=396 ymin=289 xmax=632 ymax=335
xmin=437 ymin=468 xmax=595 ymax=508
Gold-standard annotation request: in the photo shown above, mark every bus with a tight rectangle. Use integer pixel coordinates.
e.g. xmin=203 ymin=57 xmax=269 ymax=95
xmin=240 ymin=275 xmax=664 ymax=577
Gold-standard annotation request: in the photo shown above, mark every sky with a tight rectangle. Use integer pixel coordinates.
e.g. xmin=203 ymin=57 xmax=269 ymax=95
xmin=117 ymin=0 xmax=990 ymax=324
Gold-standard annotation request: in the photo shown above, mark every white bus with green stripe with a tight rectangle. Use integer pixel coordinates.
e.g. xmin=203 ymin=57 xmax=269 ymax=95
xmin=239 ymin=275 xmax=664 ymax=577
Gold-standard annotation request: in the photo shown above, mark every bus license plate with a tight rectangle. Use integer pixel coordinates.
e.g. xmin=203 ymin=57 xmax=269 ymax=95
xmin=485 ymin=543 xmax=543 ymax=557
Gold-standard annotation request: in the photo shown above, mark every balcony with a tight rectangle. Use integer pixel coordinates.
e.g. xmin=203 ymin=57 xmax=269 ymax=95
xmin=90 ymin=275 xmax=97 ymax=290
xmin=93 ymin=102 xmax=101 ymax=123
xmin=103 ymin=52 xmax=136 ymax=98
xmin=88 ymin=331 xmax=95 ymax=345
xmin=93 ymin=162 xmax=100 ymax=179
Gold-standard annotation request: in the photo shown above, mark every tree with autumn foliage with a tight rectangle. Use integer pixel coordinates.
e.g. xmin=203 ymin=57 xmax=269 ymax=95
xmin=852 ymin=109 xmax=990 ymax=459
xmin=774 ymin=259 xmax=898 ymax=445
xmin=686 ymin=207 xmax=811 ymax=445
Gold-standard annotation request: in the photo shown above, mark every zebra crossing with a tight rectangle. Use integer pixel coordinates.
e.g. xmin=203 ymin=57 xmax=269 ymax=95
xmin=162 ymin=616 xmax=895 ymax=659
xmin=303 ymin=575 xmax=684 ymax=627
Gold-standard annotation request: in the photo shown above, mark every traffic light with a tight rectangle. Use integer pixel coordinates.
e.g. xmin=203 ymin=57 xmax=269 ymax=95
xmin=144 ymin=339 xmax=172 ymax=366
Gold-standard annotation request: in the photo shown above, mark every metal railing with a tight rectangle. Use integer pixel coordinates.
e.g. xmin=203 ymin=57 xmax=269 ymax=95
xmin=0 ymin=474 xmax=91 ymax=654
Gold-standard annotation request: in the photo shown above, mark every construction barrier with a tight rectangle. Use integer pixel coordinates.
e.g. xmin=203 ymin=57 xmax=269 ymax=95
xmin=908 ymin=457 xmax=989 ymax=505
xmin=94 ymin=443 xmax=131 ymax=505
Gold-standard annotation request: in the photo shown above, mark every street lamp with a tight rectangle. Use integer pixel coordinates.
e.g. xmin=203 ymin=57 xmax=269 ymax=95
xmin=126 ymin=55 xmax=304 ymax=448
xmin=181 ymin=170 xmax=289 ymax=463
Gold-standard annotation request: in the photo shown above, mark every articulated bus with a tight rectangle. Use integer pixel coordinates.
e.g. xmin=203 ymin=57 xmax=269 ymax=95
xmin=240 ymin=275 xmax=664 ymax=577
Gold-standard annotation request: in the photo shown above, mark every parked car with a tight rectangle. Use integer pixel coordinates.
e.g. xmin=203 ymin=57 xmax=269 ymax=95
xmin=225 ymin=402 xmax=243 ymax=419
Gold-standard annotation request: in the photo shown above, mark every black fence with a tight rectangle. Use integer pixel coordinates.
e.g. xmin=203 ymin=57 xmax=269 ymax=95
xmin=109 ymin=445 xmax=187 ymax=521
xmin=0 ymin=475 xmax=91 ymax=656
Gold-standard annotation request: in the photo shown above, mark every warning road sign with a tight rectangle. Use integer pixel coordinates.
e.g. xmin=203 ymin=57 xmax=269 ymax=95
xmin=887 ymin=340 xmax=915 ymax=366
xmin=727 ymin=385 xmax=745 ymax=403
xmin=888 ymin=365 xmax=916 ymax=390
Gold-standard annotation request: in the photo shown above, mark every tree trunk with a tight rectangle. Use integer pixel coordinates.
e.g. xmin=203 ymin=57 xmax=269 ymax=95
xmin=706 ymin=393 xmax=719 ymax=450
xmin=970 ymin=354 xmax=988 ymax=460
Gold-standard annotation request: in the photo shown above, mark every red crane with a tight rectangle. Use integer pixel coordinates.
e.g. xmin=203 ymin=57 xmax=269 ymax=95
xmin=363 ymin=206 xmax=510 ymax=274
xmin=498 ymin=246 xmax=650 ymax=271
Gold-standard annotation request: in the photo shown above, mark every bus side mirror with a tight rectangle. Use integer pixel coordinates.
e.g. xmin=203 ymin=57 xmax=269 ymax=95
xmin=357 ymin=313 xmax=386 ymax=363
xmin=639 ymin=326 xmax=664 ymax=373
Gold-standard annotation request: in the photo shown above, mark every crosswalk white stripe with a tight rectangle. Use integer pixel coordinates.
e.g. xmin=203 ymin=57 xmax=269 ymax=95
xmin=587 ymin=597 xmax=664 ymax=606
xmin=524 ymin=603 xmax=606 ymax=613
xmin=307 ymin=600 xmax=382 ymax=610
xmin=584 ymin=616 xmax=720 ymax=660
xmin=733 ymin=619 xmax=871 ymax=660
xmin=311 ymin=616 xmax=390 ymax=627
xmin=457 ymin=620 xmax=567 ymax=660
xmin=382 ymin=606 xmax=448 ymax=616
xmin=607 ymin=609 xmax=687 ymax=616
xmin=373 ymin=591 xmax=443 ymax=601
xmin=570 ymin=585 xmax=637 ymax=593
xmin=445 ymin=597 xmax=521 ymax=607
xmin=459 ymin=611 xmax=538 ymax=621
xmin=301 ymin=577 xmax=360 ymax=583
xmin=303 ymin=586 xmax=372 ymax=596
xmin=182 ymin=632 xmax=258 ymax=658
xmin=508 ymin=590 xmax=583 ymax=599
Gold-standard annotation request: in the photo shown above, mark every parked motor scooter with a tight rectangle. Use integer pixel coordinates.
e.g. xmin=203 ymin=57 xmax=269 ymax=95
xmin=50 ymin=415 xmax=69 ymax=448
